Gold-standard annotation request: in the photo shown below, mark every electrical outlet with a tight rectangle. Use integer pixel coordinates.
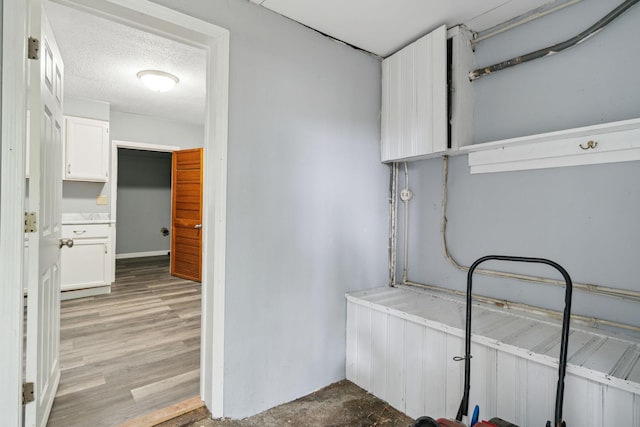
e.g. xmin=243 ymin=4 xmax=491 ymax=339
xmin=96 ymin=195 xmax=108 ymax=205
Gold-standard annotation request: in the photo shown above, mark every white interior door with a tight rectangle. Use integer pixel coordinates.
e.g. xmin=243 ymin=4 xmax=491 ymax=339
xmin=25 ymin=0 xmax=64 ymax=425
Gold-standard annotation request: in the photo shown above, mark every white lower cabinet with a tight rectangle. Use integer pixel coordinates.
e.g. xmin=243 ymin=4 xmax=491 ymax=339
xmin=61 ymin=223 xmax=112 ymax=291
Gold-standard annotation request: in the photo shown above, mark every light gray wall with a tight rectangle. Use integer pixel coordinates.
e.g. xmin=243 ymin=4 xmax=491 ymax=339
xmin=399 ymin=0 xmax=640 ymax=330
xmin=115 ymin=149 xmax=171 ymax=255
xmin=60 ymin=105 xmax=203 ymax=214
xmin=65 ymin=97 xmax=110 ymax=121
xmin=110 ymin=110 xmax=203 ymax=148
xmin=152 ymin=0 xmax=388 ymax=418
xmin=473 ymin=0 xmax=640 ymax=142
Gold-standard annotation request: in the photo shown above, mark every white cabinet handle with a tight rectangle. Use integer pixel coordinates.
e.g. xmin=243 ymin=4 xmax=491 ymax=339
xmin=73 ymin=230 xmax=86 ymax=235
xmin=194 ymin=224 xmax=202 ymax=229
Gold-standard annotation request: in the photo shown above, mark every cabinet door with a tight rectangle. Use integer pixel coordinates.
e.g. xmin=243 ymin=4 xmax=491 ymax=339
xmin=381 ymin=25 xmax=447 ymax=162
xmin=60 ymin=239 xmax=109 ymax=290
xmin=64 ymin=116 xmax=109 ymax=181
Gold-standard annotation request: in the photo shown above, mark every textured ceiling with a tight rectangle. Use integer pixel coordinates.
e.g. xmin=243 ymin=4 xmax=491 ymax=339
xmin=45 ymin=1 xmax=207 ymax=126
xmin=251 ymin=0 xmax=565 ymax=57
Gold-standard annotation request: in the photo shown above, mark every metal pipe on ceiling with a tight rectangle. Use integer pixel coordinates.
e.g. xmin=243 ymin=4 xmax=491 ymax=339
xmin=469 ymin=0 xmax=640 ymax=81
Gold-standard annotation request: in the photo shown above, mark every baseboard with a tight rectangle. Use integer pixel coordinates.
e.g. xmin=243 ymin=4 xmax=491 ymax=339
xmin=61 ymin=286 xmax=111 ymax=300
xmin=116 ymin=250 xmax=170 ymax=259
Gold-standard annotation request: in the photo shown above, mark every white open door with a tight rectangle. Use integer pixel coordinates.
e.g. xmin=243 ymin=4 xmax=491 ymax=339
xmin=25 ymin=0 xmax=64 ymax=425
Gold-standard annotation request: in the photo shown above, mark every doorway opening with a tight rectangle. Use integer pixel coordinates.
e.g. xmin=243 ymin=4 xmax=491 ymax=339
xmin=111 ymin=141 xmax=179 ymax=263
xmin=0 ymin=0 xmax=229 ymax=423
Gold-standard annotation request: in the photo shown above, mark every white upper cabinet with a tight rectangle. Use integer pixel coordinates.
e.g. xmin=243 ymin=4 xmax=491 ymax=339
xmin=64 ymin=115 xmax=109 ymax=182
xmin=381 ymin=25 xmax=447 ymax=163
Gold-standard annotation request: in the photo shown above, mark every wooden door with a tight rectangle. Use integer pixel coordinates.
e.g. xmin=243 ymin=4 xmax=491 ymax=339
xmin=25 ymin=0 xmax=64 ymax=425
xmin=171 ymin=148 xmax=203 ymax=282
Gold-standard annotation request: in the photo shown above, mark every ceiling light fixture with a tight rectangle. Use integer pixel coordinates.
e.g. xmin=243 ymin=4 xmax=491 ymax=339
xmin=136 ymin=70 xmax=179 ymax=93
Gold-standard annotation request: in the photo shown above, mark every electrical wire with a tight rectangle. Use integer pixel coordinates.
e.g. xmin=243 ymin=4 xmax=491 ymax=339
xmin=389 ymin=154 xmax=639 ymax=332
xmin=439 ymin=155 xmax=640 ymax=304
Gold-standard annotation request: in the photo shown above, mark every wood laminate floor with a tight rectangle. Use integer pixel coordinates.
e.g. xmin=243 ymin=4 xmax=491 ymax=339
xmin=47 ymin=256 xmax=201 ymax=427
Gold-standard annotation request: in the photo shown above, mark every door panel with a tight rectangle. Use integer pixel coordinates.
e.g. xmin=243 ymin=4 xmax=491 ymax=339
xmin=171 ymin=148 xmax=203 ymax=282
xmin=25 ymin=1 xmax=64 ymax=426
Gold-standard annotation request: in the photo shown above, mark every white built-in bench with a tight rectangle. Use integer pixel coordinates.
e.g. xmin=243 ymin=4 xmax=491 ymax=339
xmin=346 ymin=285 xmax=640 ymax=426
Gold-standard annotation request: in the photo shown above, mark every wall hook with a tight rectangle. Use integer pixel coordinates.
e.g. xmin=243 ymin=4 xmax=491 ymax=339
xmin=579 ymin=140 xmax=598 ymax=150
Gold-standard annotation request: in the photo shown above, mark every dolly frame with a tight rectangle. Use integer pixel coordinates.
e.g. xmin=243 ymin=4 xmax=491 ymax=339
xmin=455 ymin=255 xmax=573 ymax=427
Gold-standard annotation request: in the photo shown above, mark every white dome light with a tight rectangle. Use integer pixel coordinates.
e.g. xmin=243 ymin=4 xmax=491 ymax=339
xmin=137 ymin=70 xmax=179 ymax=92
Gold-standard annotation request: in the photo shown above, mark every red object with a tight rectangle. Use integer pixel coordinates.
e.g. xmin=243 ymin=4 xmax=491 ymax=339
xmin=473 ymin=422 xmax=499 ymax=427
xmin=436 ymin=418 xmax=467 ymax=427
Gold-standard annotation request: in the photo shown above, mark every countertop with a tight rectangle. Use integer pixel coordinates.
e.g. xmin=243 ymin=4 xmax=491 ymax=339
xmin=62 ymin=213 xmax=114 ymax=225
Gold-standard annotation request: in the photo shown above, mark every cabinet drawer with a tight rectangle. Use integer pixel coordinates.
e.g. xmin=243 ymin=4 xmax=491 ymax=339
xmin=62 ymin=223 xmax=110 ymax=239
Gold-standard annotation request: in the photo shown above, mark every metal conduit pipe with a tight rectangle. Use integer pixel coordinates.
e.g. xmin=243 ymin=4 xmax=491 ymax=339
xmin=469 ymin=0 xmax=640 ymax=80
xmin=472 ymin=0 xmax=584 ymax=44
xmin=440 ymin=155 xmax=640 ymax=303
xmin=403 ymin=280 xmax=640 ymax=334
xmin=401 ymin=162 xmax=410 ymax=283
xmin=388 ymin=163 xmax=399 ymax=286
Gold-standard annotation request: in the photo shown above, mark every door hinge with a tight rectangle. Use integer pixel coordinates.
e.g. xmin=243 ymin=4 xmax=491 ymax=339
xmin=27 ymin=37 xmax=40 ymax=60
xmin=22 ymin=382 xmax=34 ymax=405
xmin=25 ymin=212 xmax=37 ymax=233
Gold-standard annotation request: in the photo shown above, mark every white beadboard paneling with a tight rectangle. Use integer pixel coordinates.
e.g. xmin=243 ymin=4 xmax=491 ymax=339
xmin=562 ymin=374 xmax=589 ymax=426
xmin=445 ymin=333 xmax=464 ymax=418
xmin=423 ymin=327 xmax=447 ymax=416
xmin=355 ymin=305 xmax=372 ymax=391
xmin=370 ymin=309 xmax=388 ymax=400
xmin=603 ymin=386 xmax=634 ymax=426
xmin=404 ymin=321 xmax=425 ymax=417
xmin=345 ymin=286 xmax=640 ymax=425
xmin=525 ymin=360 xmax=554 ymax=425
xmin=381 ymin=25 xmax=447 ymax=162
xmin=345 ymin=301 xmax=357 ymax=381
xmin=586 ymin=380 xmax=604 ymax=427
xmin=387 ymin=315 xmax=406 ymax=411
xmin=495 ymin=352 xmax=518 ymax=422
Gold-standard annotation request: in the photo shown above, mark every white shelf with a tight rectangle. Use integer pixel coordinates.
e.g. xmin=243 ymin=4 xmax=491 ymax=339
xmin=458 ymin=118 xmax=640 ymax=174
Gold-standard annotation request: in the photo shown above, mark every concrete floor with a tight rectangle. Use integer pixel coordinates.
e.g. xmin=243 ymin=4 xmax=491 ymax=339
xmin=158 ymin=380 xmax=413 ymax=427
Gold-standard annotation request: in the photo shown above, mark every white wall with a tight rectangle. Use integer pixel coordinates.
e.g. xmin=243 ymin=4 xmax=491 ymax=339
xmin=398 ymin=0 xmax=640 ymax=330
xmin=64 ymin=96 xmax=109 ymax=121
xmin=109 ymin=110 xmax=203 ymax=148
xmin=151 ymin=0 xmax=388 ymax=418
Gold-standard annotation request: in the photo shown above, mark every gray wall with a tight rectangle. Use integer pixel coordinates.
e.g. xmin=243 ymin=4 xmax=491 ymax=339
xmin=399 ymin=0 xmax=640 ymax=330
xmin=152 ymin=0 xmax=388 ymax=418
xmin=115 ymin=149 xmax=171 ymax=255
